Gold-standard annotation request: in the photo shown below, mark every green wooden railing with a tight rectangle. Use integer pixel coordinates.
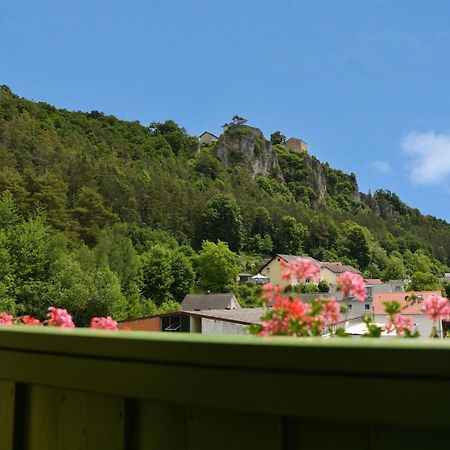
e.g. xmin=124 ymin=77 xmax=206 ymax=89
xmin=1 ymin=326 xmax=450 ymax=449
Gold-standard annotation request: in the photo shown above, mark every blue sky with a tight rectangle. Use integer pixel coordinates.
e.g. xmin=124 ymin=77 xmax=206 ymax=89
xmin=2 ymin=0 xmax=450 ymax=220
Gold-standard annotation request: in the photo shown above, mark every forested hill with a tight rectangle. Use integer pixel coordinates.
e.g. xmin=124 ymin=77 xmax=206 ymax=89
xmin=0 ymin=85 xmax=449 ymax=320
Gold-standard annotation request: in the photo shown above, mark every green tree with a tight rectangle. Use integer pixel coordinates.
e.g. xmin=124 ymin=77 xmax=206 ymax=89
xmin=170 ymin=250 xmax=195 ymax=301
xmin=196 ymin=194 xmax=243 ymax=252
xmin=340 ymin=222 xmax=371 ymax=270
xmin=231 ymin=115 xmax=247 ymax=126
xmin=0 ymin=191 xmax=20 ymax=228
xmin=318 ymin=280 xmax=330 ymax=293
xmin=381 ymin=254 xmax=406 ymax=281
xmin=94 ymin=225 xmax=143 ymax=300
xmin=443 ymin=282 xmax=450 ymax=298
xmin=0 ymin=168 xmax=29 ymax=211
xmin=270 ymin=131 xmax=286 ymax=145
xmin=197 ymin=241 xmax=239 ymax=292
xmin=31 ymin=172 xmax=72 ymax=231
xmin=307 ymin=215 xmax=338 ymax=255
xmin=72 ymin=187 xmax=118 ymax=244
xmin=148 ymin=120 xmax=190 ymax=154
xmin=140 ymin=245 xmax=174 ymax=304
xmin=252 ymin=206 xmax=272 ymax=236
xmin=245 ymin=234 xmax=273 ymax=256
xmin=0 ymin=229 xmax=15 ymax=313
xmin=48 ymin=249 xmax=127 ymax=326
xmin=274 ymin=216 xmax=308 ymax=255
xmin=407 ymin=272 xmax=441 ymax=291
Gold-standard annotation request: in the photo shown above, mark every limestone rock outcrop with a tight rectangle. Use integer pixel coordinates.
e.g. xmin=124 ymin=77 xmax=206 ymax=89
xmin=215 ymin=125 xmax=281 ymax=177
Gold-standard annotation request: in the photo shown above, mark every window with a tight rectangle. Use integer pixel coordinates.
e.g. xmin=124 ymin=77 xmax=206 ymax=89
xmin=165 ymin=316 xmax=181 ymax=331
xmin=266 ymin=267 xmax=270 ymax=274
xmin=365 ymin=304 xmax=370 ymax=310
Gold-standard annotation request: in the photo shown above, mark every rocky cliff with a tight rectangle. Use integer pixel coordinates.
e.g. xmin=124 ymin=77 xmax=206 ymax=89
xmin=215 ymin=125 xmax=281 ymax=178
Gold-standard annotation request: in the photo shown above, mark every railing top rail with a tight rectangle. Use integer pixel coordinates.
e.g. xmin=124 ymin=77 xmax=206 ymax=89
xmin=0 ymin=326 xmax=450 ymax=377
xmin=1 ymin=326 xmax=450 ymax=428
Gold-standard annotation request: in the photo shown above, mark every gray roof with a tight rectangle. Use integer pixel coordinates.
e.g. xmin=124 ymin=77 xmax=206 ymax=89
xmin=185 ymin=308 xmax=265 ymax=325
xmin=278 ymin=254 xmax=319 ymax=264
xmin=199 ymin=131 xmax=219 ymax=139
xmin=321 ymin=262 xmax=360 ymax=274
xmin=181 ymin=294 xmax=240 ymax=311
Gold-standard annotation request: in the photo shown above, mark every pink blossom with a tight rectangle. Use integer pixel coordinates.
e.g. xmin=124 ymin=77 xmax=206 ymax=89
xmin=321 ymin=297 xmax=341 ymax=324
xmin=46 ymin=307 xmax=75 ymax=328
xmin=0 ymin=313 xmax=13 ymax=325
xmin=21 ymin=315 xmax=41 ymax=326
xmin=90 ymin=317 xmax=118 ymax=330
xmin=384 ymin=314 xmax=414 ymax=336
xmin=281 ymin=258 xmax=321 ymax=283
xmin=421 ymin=295 xmax=450 ymax=321
xmin=336 ymin=272 xmax=366 ymax=301
xmin=262 ymin=283 xmax=283 ymax=303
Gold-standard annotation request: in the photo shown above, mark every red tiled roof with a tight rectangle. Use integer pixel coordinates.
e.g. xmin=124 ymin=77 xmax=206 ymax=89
xmin=373 ymin=291 xmax=441 ymax=315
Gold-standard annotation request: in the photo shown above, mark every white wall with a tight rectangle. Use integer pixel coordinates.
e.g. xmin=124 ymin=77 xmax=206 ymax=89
xmin=201 ymin=318 xmax=249 ymax=335
xmin=346 ymin=299 xmax=372 ymax=315
xmin=374 ymin=314 xmax=441 ymax=339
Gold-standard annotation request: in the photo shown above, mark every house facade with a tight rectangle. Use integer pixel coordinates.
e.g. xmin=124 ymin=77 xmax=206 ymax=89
xmin=259 ymin=255 xmax=361 ymax=288
xmin=372 ymin=291 xmax=442 ymax=339
xmin=284 ymin=137 xmax=308 ymax=154
xmin=259 ymin=254 xmax=320 ymax=288
xmin=320 ymin=262 xmax=361 ymax=285
xmin=198 ymin=131 xmax=219 ymax=145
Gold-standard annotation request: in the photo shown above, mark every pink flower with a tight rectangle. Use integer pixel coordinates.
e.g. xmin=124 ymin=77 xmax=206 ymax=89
xmin=90 ymin=317 xmax=118 ymax=330
xmin=321 ymin=297 xmax=341 ymax=324
xmin=21 ymin=315 xmax=41 ymax=326
xmin=281 ymin=258 xmax=321 ymax=283
xmin=0 ymin=313 xmax=13 ymax=325
xmin=262 ymin=283 xmax=283 ymax=303
xmin=46 ymin=307 xmax=75 ymax=328
xmin=422 ymin=295 xmax=450 ymax=321
xmin=336 ymin=272 xmax=366 ymax=301
xmin=384 ymin=314 xmax=414 ymax=336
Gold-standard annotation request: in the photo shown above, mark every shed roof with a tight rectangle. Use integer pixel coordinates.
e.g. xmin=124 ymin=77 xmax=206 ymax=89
xmin=181 ymin=293 xmax=240 ymax=311
xmin=186 ymin=308 xmax=265 ymax=324
xmin=373 ymin=291 xmax=441 ymax=315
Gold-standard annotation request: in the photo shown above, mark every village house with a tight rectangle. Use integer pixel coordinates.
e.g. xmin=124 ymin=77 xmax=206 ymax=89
xmin=284 ymin=137 xmax=308 ymax=153
xmin=198 ymin=131 xmax=219 ymax=145
xmin=259 ymin=254 xmax=320 ymax=288
xmin=372 ymin=291 xmax=442 ymax=339
xmin=349 ymin=279 xmax=404 ymax=314
xmin=259 ymin=254 xmax=362 ymax=288
xmin=320 ymin=261 xmax=361 ymax=285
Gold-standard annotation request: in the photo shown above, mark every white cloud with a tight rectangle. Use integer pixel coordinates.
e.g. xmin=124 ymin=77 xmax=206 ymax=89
xmin=403 ymin=131 xmax=450 ymax=184
xmin=371 ymin=160 xmax=391 ymax=174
